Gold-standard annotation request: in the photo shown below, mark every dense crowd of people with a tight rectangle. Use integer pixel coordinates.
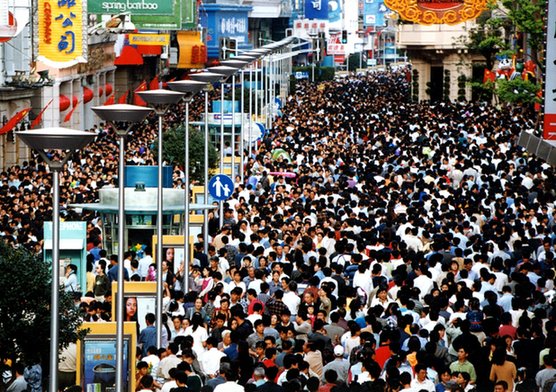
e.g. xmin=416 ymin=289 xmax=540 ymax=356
xmin=2 ymin=69 xmax=556 ymax=392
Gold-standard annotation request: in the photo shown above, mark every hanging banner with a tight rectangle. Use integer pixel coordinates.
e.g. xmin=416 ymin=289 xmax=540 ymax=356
xmin=304 ymin=0 xmax=328 ymax=20
xmin=363 ymin=0 xmax=389 ymax=27
xmin=383 ymin=0 xmax=487 ymax=25
xmin=37 ymin=0 xmax=87 ymax=68
xmin=544 ymin=0 xmax=556 ymax=140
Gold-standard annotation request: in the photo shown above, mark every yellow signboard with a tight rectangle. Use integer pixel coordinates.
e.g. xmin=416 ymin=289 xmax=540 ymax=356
xmin=384 ymin=0 xmax=487 ymax=25
xmin=129 ymin=33 xmax=170 ymax=46
xmin=38 ymin=0 xmax=86 ymax=68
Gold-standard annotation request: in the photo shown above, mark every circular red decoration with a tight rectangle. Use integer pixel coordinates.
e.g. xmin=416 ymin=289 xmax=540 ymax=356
xmin=83 ymin=87 xmax=94 ymax=104
xmin=59 ymin=95 xmax=70 ymax=112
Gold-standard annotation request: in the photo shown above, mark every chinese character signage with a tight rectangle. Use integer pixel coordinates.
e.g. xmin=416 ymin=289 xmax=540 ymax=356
xmin=293 ymin=19 xmax=328 ymax=36
xmin=219 ymin=16 xmax=247 ymax=36
xmin=89 ymin=0 xmax=196 ymax=30
xmin=38 ymin=0 xmax=87 ymax=67
xmin=305 ymin=0 xmax=328 ymax=20
xmin=544 ymin=0 xmax=556 ymax=140
xmin=383 ymin=0 xmax=487 ymax=25
xmin=363 ymin=0 xmax=388 ymax=27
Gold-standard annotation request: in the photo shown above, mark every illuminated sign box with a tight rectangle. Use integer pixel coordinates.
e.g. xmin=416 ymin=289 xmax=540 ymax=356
xmin=128 ymin=33 xmax=170 ymax=46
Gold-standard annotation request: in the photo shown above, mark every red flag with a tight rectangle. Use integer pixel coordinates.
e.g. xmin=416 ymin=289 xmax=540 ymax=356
xmin=30 ymin=99 xmax=53 ymax=129
xmin=134 ymin=80 xmax=148 ymax=106
xmin=118 ymin=90 xmax=129 ymax=104
xmin=162 ymin=77 xmax=175 ymax=89
xmin=0 ymin=108 xmax=31 ymax=136
xmin=149 ymin=76 xmax=159 ymax=90
xmin=103 ymin=95 xmax=115 ymax=106
xmin=63 ymin=101 xmax=80 ymax=123
xmin=483 ymin=69 xmax=495 ymax=83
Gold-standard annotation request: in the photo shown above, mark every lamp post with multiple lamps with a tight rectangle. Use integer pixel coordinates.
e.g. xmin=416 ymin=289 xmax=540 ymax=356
xmin=16 ymin=127 xmax=96 ymax=392
xmin=206 ymin=65 xmax=238 ymax=226
xmin=91 ymin=104 xmax=153 ymax=392
xmin=188 ymin=71 xmax=229 ymax=253
xmin=232 ymin=53 xmax=261 ymax=182
xmin=136 ymin=89 xmax=185 ymax=348
xmin=166 ymin=80 xmax=207 ymax=292
xmin=220 ymin=59 xmax=249 ymax=182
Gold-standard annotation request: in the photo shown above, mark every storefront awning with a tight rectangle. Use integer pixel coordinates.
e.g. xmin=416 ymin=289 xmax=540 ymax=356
xmin=114 ymin=45 xmax=144 ymax=66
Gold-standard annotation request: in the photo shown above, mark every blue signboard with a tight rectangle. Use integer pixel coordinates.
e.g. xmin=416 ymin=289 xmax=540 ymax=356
xmin=305 ymin=0 xmax=328 ymax=19
xmin=199 ymin=3 xmax=252 ymax=60
xmin=363 ymin=0 xmax=389 ymax=27
xmin=328 ymin=0 xmax=342 ymax=23
xmin=208 ymin=174 xmax=234 ymax=201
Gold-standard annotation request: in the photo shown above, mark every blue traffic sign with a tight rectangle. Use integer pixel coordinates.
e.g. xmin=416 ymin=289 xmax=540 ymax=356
xmin=208 ymin=174 xmax=234 ymax=201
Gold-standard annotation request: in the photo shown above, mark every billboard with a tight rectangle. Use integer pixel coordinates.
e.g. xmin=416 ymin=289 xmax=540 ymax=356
xmin=305 ymin=0 xmax=328 ymax=20
xmin=383 ymin=0 xmax=487 ymax=25
xmin=88 ymin=0 xmax=196 ymax=30
xmin=544 ymin=0 xmax=556 ymax=140
xmin=37 ymin=0 xmax=87 ymax=68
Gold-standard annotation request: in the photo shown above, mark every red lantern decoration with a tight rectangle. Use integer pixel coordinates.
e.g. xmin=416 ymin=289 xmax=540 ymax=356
xmin=191 ymin=45 xmax=200 ymax=64
xmin=72 ymin=95 xmax=78 ymax=108
xmin=59 ymin=95 xmax=71 ymax=112
xmin=83 ymin=87 xmax=94 ymax=104
xmin=98 ymin=87 xmax=104 ymax=97
xmin=200 ymin=45 xmax=207 ymax=63
xmin=105 ymin=83 xmax=113 ymax=96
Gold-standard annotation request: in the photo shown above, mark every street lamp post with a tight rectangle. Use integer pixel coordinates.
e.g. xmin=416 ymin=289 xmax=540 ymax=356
xmin=91 ymin=104 xmax=152 ymax=392
xmin=220 ymin=60 xmax=249 ymax=186
xmin=233 ymin=54 xmax=261 ymax=183
xmin=167 ymin=80 xmax=206 ymax=293
xmin=136 ymin=89 xmax=185 ymax=348
xmin=16 ymin=128 xmax=96 ymax=392
xmin=207 ymin=66 xmax=238 ymax=227
xmin=189 ymin=71 xmax=228 ymax=253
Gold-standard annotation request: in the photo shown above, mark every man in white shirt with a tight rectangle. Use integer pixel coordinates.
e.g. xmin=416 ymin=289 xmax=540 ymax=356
xmin=199 ymin=337 xmax=226 ymax=378
xmin=410 ymin=364 xmax=435 ymax=392
xmin=413 ymin=265 xmax=434 ymax=300
xmin=283 ymin=281 xmax=301 ymax=316
xmin=157 ymin=343 xmax=182 ymax=381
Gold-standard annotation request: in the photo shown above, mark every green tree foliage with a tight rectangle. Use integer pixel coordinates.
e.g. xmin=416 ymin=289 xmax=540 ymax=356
xmin=462 ymin=8 xmax=511 ymax=70
xmin=155 ymin=125 xmax=218 ymax=184
xmin=501 ymin=0 xmax=546 ymax=72
xmin=496 ymin=78 xmax=540 ymax=105
xmin=0 ymin=240 xmax=86 ymax=365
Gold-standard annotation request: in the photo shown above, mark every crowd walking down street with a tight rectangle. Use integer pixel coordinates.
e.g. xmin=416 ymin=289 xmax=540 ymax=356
xmin=1 ymin=70 xmax=556 ymax=392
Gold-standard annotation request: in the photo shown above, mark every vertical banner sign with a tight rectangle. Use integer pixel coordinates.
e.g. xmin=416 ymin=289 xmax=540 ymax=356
xmin=38 ymin=0 xmax=87 ymax=68
xmin=363 ymin=0 xmax=388 ymax=27
xmin=544 ymin=0 xmax=556 ymax=140
xmin=305 ymin=0 xmax=329 ymax=20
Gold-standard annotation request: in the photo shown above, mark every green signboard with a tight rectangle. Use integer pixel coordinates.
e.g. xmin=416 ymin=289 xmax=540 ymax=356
xmin=89 ymin=0 xmax=196 ymax=30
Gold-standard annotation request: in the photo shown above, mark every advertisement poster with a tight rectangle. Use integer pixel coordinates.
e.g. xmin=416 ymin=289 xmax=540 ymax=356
xmin=83 ymin=338 xmax=130 ymax=392
xmin=163 ymin=246 xmax=185 ymax=275
xmin=122 ymin=296 xmax=156 ymax=332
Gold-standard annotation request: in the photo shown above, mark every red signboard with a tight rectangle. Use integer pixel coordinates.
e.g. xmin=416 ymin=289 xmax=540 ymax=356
xmin=384 ymin=0 xmax=488 ymax=25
